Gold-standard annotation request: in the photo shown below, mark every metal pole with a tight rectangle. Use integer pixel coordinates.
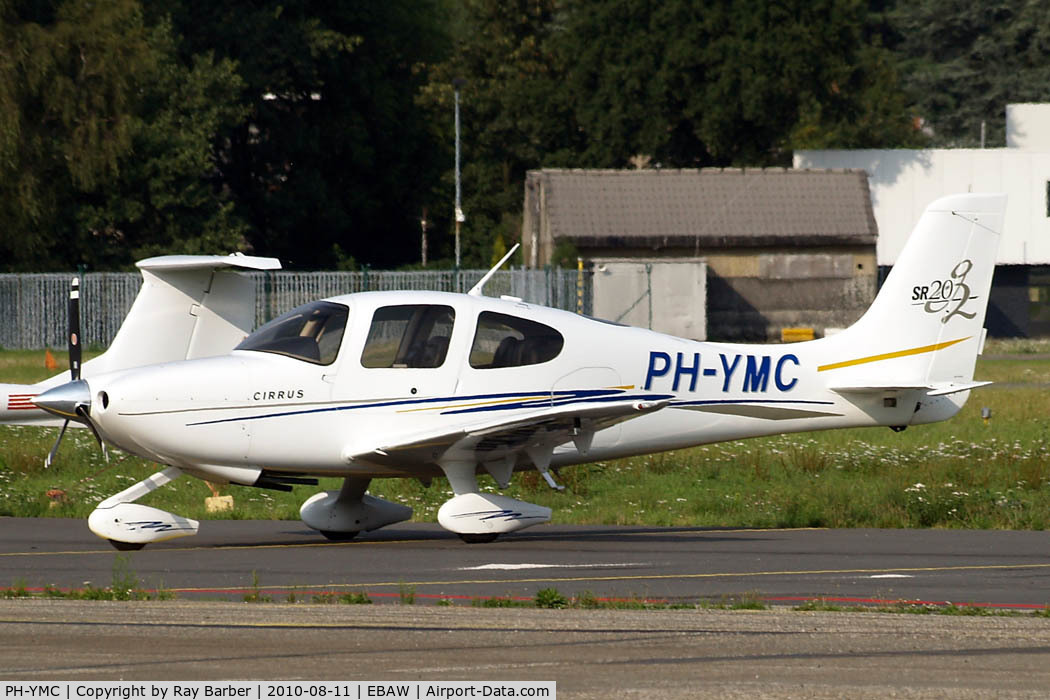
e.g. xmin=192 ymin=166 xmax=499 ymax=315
xmin=576 ymin=257 xmax=583 ymax=314
xmin=646 ymin=263 xmax=653 ymax=330
xmin=453 ymin=78 xmax=466 ymax=268
xmin=420 ymin=206 xmax=428 ymax=268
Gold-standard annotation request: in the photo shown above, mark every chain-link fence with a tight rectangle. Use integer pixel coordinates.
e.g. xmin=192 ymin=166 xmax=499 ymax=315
xmin=0 ymin=268 xmax=593 ymax=350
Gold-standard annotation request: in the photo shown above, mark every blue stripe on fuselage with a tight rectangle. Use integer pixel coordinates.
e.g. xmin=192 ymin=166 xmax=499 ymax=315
xmin=183 ymin=388 xmax=833 ymax=427
xmin=185 ymin=388 xmax=633 ymax=426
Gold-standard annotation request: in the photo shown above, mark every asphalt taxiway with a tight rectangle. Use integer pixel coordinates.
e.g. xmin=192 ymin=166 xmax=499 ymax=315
xmin=3 ymin=519 xmax=1050 ymax=696
xmin=0 ymin=518 xmax=1048 ymax=607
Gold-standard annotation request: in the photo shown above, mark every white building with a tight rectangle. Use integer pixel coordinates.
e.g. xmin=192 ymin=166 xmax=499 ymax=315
xmin=794 ymin=103 xmax=1050 ymax=336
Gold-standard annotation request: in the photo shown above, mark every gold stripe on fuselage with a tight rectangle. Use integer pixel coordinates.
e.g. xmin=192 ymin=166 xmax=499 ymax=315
xmin=817 ymin=337 xmax=970 ymax=373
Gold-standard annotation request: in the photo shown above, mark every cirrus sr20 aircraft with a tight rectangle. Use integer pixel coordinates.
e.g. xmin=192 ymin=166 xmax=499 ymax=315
xmin=0 ymin=193 xmax=1004 ymax=548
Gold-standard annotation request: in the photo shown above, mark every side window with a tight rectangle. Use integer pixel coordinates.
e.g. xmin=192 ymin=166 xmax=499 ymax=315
xmin=469 ymin=311 xmax=564 ymax=369
xmin=361 ymin=305 xmax=455 ymax=368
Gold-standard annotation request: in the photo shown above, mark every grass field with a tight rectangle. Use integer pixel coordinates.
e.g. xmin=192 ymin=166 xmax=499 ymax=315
xmin=1 ymin=342 xmax=1049 ymax=529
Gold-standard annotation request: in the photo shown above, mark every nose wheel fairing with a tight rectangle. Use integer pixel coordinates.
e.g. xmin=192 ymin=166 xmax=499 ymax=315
xmin=88 ymin=502 xmax=200 ymax=547
xmin=87 ymin=467 xmax=200 ymax=547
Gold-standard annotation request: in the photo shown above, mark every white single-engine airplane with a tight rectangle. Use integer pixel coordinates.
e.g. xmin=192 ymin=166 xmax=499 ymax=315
xmin=0 ymin=193 xmax=1004 ymax=548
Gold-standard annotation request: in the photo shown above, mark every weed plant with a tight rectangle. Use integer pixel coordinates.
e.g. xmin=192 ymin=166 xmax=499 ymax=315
xmin=310 ymin=592 xmax=372 ymax=604
xmin=534 ymin=587 xmax=569 ymax=608
xmin=472 ymin=596 xmax=531 ymax=608
xmin=793 ymin=598 xmax=1046 ymax=617
xmin=3 ymin=345 xmax=1050 ymax=530
xmin=1 ymin=554 xmax=174 ymax=600
xmin=243 ymin=571 xmax=271 ymax=603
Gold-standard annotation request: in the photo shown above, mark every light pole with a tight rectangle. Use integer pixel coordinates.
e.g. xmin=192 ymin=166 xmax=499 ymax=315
xmin=453 ymin=77 xmax=466 ymax=268
xmin=420 ymin=206 xmax=428 ymax=268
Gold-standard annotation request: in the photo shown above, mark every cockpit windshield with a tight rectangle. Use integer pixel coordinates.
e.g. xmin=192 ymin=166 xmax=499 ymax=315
xmin=236 ymin=301 xmax=348 ymax=365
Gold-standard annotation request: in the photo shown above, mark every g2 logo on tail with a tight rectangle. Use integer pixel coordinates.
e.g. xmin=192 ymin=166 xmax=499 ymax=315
xmin=911 ymin=259 xmax=976 ymax=323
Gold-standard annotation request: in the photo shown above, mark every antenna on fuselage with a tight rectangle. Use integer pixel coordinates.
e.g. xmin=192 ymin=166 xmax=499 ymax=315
xmin=467 ymin=243 xmax=520 ymax=297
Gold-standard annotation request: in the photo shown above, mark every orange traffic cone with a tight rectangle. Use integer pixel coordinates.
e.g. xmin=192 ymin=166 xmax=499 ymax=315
xmin=44 ymin=349 xmax=58 ymax=371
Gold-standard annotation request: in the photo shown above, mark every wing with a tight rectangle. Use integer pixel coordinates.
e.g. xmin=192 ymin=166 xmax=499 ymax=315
xmin=345 ymin=398 xmax=669 ymax=484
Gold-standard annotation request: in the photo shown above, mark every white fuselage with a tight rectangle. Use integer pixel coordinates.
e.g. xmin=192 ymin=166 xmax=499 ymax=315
xmin=83 ymin=290 xmax=966 ymax=483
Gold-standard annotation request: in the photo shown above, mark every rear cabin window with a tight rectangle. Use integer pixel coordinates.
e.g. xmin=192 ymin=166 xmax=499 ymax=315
xmin=236 ymin=301 xmax=348 ymax=366
xmin=361 ymin=304 xmax=455 ymax=368
xmin=469 ymin=311 xmax=564 ymax=369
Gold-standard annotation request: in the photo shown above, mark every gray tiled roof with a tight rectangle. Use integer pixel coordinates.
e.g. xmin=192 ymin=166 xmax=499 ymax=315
xmin=531 ymin=168 xmax=876 ymax=248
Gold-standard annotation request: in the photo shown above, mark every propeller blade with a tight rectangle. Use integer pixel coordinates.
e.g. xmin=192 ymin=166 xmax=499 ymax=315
xmin=68 ymin=277 xmax=81 ymax=381
xmin=44 ymin=420 xmax=70 ymax=469
xmin=76 ymin=404 xmax=108 ymax=463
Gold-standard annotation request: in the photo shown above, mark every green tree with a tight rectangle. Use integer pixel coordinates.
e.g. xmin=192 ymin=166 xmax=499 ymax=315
xmin=558 ymin=0 xmax=922 ymax=166
xmin=887 ymin=0 xmax=1050 ymax=147
xmin=73 ymin=21 xmax=250 ymax=268
xmin=161 ymin=0 xmax=451 ymax=269
xmin=418 ymin=0 xmax=578 ymax=267
xmin=0 ymin=0 xmax=151 ymax=269
xmin=421 ymin=0 xmax=923 ymax=265
xmin=0 ymin=0 xmax=250 ymax=271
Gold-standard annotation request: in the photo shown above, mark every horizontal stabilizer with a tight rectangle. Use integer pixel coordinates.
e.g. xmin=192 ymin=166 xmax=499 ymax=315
xmin=830 ymin=384 xmax=931 ymax=394
xmin=136 ymin=254 xmax=281 ymax=272
xmin=91 ymin=254 xmax=283 ymax=374
xmin=830 ymin=380 xmax=991 ymax=396
xmin=926 ymin=381 xmax=993 ymax=396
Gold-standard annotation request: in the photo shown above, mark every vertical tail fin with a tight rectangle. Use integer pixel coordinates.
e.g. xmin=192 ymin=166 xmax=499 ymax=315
xmin=822 ymin=193 xmax=1005 ymax=392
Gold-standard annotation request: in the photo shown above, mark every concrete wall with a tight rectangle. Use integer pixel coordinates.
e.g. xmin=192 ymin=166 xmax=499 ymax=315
xmin=705 ymin=249 xmax=875 ymax=341
xmin=1007 ymin=104 xmax=1050 ymax=150
xmin=589 ymin=248 xmax=875 ymax=342
xmin=591 ymin=259 xmax=707 ymax=340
